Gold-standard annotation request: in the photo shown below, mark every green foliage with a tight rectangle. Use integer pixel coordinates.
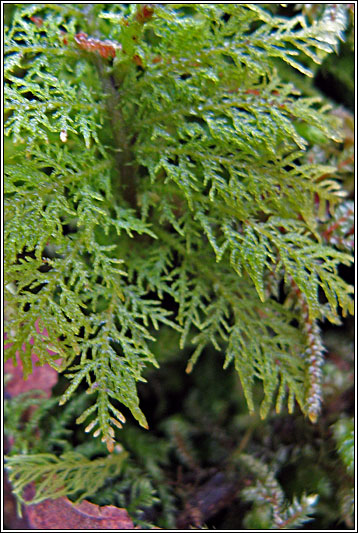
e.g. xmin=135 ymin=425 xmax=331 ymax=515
xmin=4 ymin=3 xmax=354 ymax=526
xmin=4 ymin=391 xmax=58 ymax=455
xmin=115 ymin=427 xmax=176 ymax=528
xmin=332 ymin=417 xmax=354 ymax=476
xmin=5 ymin=450 xmax=127 ymax=505
xmin=239 ymin=453 xmax=318 ymax=529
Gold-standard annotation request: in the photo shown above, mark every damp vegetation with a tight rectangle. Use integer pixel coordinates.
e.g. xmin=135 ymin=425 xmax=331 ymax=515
xmin=4 ymin=4 xmax=354 ymax=529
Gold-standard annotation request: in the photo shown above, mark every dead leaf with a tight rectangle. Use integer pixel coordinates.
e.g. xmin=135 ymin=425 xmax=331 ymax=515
xmin=5 ymin=318 xmax=136 ymax=530
xmin=24 ymin=485 xmax=135 ymax=530
xmin=4 ymin=319 xmax=59 ymax=397
xmin=4 ymin=352 xmax=58 ymax=397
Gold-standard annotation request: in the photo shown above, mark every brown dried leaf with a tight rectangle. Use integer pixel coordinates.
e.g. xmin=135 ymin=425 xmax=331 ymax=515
xmin=24 ymin=486 xmax=135 ymax=530
xmin=4 ymin=319 xmax=59 ymax=397
xmin=4 ymin=352 xmax=58 ymax=397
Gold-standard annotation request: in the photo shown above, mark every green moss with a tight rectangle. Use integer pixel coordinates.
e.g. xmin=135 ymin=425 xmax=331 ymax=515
xmin=4 ymin=4 xmax=354 ymax=529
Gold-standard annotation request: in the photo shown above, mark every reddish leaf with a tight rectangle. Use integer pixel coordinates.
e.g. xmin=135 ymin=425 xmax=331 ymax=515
xmin=24 ymin=486 xmax=135 ymax=530
xmin=29 ymin=15 xmax=43 ymax=27
xmin=74 ymin=32 xmax=118 ymax=59
xmin=4 ymin=352 xmax=58 ymax=397
xmin=136 ymin=4 xmax=154 ymax=23
xmin=4 ymin=318 xmax=60 ymax=397
xmin=133 ymin=54 xmax=143 ymax=67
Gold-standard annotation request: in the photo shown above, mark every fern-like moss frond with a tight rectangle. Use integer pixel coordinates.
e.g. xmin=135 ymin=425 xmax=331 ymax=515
xmin=4 ymin=3 xmax=353 ymax=452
